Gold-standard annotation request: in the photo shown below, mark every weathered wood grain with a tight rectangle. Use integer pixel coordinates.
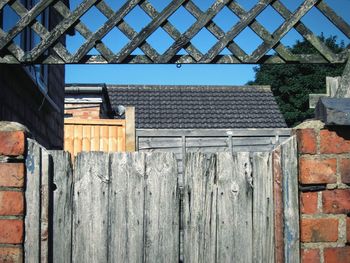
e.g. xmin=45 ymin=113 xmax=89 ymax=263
xmin=281 ymin=136 xmax=300 ymax=263
xmin=50 ymin=151 xmax=73 ymax=263
xmin=252 ymin=152 xmax=274 ymax=263
xmin=217 ymin=152 xmax=253 ymax=262
xmin=40 ymin=148 xmax=50 ymax=263
xmin=108 ymin=152 xmax=145 ymax=263
xmin=272 ymin=146 xmax=285 ymax=263
xmin=25 ymin=139 xmax=42 ymax=263
xmin=139 ymin=136 xmax=281 ymax=149
xmin=72 ymin=152 xmax=110 ymax=263
xmin=144 ymin=152 xmax=179 ymax=262
xmin=183 ymin=153 xmax=217 ymax=263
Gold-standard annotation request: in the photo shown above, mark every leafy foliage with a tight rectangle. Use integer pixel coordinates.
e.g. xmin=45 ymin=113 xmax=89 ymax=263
xmin=248 ymin=35 xmax=346 ymax=127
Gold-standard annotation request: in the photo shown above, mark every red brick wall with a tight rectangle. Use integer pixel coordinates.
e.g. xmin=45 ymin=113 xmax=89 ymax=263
xmin=296 ymin=123 xmax=350 ymax=262
xmin=0 ymin=130 xmax=26 ymax=262
xmin=64 ymin=104 xmax=101 ymax=119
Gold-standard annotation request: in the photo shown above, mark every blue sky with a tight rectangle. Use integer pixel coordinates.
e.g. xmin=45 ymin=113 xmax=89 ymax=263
xmin=66 ymin=0 xmax=350 ymax=85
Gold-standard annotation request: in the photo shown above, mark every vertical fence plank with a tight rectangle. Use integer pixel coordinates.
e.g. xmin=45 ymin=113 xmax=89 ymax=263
xmin=64 ymin=125 xmax=74 ymax=157
xmin=72 ymin=152 xmax=110 ymax=263
xmin=118 ymin=126 xmax=126 ymax=152
xmin=73 ymin=125 xmax=82 ymax=157
xmin=109 ymin=126 xmax=118 ymax=151
xmin=252 ymin=152 xmax=274 ymax=263
xmin=144 ymin=152 xmax=179 ymax=262
xmin=216 ymin=152 xmax=253 ymax=262
xmin=282 ymin=136 xmax=300 ymax=263
xmin=82 ymin=125 xmax=91 ymax=151
xmin=40 ymin=149 xmax=50 ymax=263
xmin=183 ymin=153 xmax=217 ymax=263
xmin=125 ymin=107 xmax=136 ymax=152
xmin=100 ymin=126 xmax=109 ymax=151
xmin=91 ymin=125 xmax=100 ymax=151
xmin=273 ymin=146 xmax=285 ymax=263
xmin=108 ymin=153 xmax=145 ymax=263
xmin=25 ymin=139 xmax=41 ymax=263
xmin=50 ymin=151 xmax=73 ymax=263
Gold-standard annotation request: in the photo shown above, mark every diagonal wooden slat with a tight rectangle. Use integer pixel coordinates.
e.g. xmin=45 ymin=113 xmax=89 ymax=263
xmin=0 ymin=0 xmax=349 ymax=64
xmin=271 ymin=0 xmax=338 ymax=63
xmin=111 ymin=0 xmax=186 ymax=63
xmin=0 ymin=0 xmax=55 ymax=49
xmin=0 ymin=0 xmax=11 ymax=11
xmin=71 ymin=0 xmax=142 ymax=63
xmin=139 ymin=0 xmax=203 ymax=62
xmin=10 ymin=0 xmax=67 ymax=63
xmin=95 ymin=0 xmax=158 ymax=62
xmin=0 ymin=28 xmax=24 ymax=62
xmin=227 ymin=1 xmax=297 ymax=62
xmin=53 ymin=1 xmax=114 ymax=62
xmin=200 ymin=0 xmax=273 ymax=63
xmin=249 ymin=0 xmax=318 ymax=63
xmin=316 ymin=0 xmax=350 ymax=39
xmin=25 ymin=0 xmax=99 ymax=62
xmin=159 ymin=0 xmax=230 ymax=63
xmin=183 ymin=1 xmax=243 ymax=63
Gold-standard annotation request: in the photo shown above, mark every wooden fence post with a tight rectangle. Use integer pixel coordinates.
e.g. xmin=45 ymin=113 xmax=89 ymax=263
xmin=125 ymin=107 xmax=136 ymax=152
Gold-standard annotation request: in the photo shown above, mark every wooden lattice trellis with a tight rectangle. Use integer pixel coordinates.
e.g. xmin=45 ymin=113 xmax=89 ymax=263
xmin=0 ymin=0 xmax=349 ymax=64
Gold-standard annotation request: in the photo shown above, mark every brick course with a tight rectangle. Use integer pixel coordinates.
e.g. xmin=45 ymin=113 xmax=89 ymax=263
xmin=0 ymin=220 xmax=23 ymax=244
xmin=300 ymin=192 xmax=318 ymax=214
xmin=340 ymin=158 xmax=350 ymax=184
xmin=322 ymin=189 xmax=350 ymax=214
xmin=0 ymin=129 xmax=26 ymax=262
xmin=320 ymin=130 xmax=350 ymax=154
xmin=296 ymin=123 xmax=350 ymax=263
xmin=0 ymin=163 xmax=24 ymax=188
xmin=0 ymin=191 xmax=24 ymax=216
xmin=301 ymin=249 xmax=320 ymax=263
xmin=297 ymin=129 xmax=317 ymax=154
xmin=0 ymin=247 xmax=23 ymax=263
xmin=299 ymin=158 xmax=337 ymax=184
xmin=0 ymin=131 xmax=25 ymax=156
xmin=300 ymin=218 xmax=338 ymax=242
xmin=324 ymin=247 xmax=350 ymax=263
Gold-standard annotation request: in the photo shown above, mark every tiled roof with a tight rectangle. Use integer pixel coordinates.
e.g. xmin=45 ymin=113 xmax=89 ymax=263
xmin=106 ymin=85 xmax=287 ymax=129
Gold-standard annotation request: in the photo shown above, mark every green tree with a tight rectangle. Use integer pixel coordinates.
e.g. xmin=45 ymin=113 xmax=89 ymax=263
xmin=248 ymin=35 xmax=346 ymax=127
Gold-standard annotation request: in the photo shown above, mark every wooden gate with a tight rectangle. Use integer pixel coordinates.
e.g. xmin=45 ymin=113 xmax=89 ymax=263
xmin=25 ymin=136 xmax=298 ymax=262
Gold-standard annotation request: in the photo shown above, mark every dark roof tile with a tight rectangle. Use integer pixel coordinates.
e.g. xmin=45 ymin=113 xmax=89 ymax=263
xmin=106 ymin=85 xmax=287 ymax=129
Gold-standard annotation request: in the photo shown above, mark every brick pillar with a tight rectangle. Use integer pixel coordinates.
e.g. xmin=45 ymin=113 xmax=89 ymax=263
xmin=0 ymin=129 xmax=26 ymax=262
xmin=296 ymin=121 xmax=350 ymax=262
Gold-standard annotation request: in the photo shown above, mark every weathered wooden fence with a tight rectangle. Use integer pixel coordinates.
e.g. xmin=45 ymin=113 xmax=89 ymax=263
xmin=25 ymin=136 xmax=298 ymax=262
xmin=137 ymin=128 xmax=291 ymax=186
